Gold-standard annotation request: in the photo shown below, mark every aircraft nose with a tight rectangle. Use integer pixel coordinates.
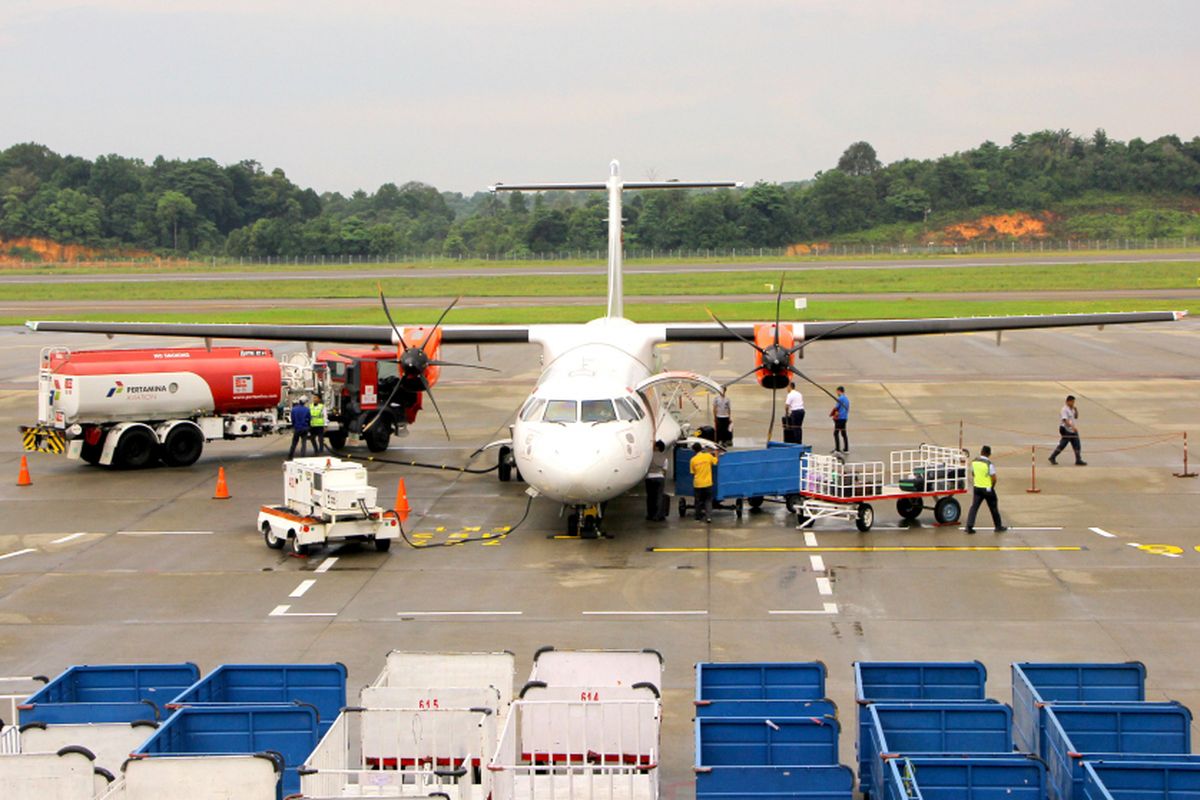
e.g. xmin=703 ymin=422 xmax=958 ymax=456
xmin=522 ymin=427 xmax=644 ymax=504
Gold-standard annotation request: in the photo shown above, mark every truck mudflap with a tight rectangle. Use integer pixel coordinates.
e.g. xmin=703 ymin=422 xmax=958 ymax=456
xmin=20 ymin=425 xmax=66 ymax=454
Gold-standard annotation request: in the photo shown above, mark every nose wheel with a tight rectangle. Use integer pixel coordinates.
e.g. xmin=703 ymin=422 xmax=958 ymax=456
xmin=565 ymin=505 xmax=604 ymax=539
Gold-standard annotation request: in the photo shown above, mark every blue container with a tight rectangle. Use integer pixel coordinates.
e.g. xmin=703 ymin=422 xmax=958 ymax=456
xmin=133 ymin=704 xmax=320 ymax=799
xmin=866 ymin=703 xmax=1014 ymax=800
xmin=1042 ymin=704 xmax=1193 ymax=800
xmin=1082 ymin=759 xmax=1200 ymax=800
xmin=854 ymin=661 xmax=988 ymax=796
xmin=168 ymin=663 xmax=346 ymax=735
xmin=674 ymin=442 xmax=810 ymax=502
xmin=883 ymin=756 xmax=1047 ymax=800
xmin=1013 ymin=662 xmax=1147 ymax=756
xmin=19 ymin=663 xmax=200 ymax=724
xmin=695 ymin=764 xmax=854 ymax=798
xmin=696 ymin=698 xmax=838 ymax=720
xmin=696 ymin=662 xmax=827 ymax=701
xmin=695 ymin=716 xmax=841 ymax=767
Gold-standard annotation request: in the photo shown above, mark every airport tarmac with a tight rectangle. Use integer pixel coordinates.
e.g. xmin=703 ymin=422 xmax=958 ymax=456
xmin=1 ymin=318 xmax=1198 ymax=797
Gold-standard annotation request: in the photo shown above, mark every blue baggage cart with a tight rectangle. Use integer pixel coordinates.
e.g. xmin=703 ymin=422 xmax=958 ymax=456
xmin=695 ymin=715 xmax=841 ymax=767
xmin=1013 ymin=662 xmax=1148 ymax=757
xmin=1042 ymin=703 xmax=1193 ymax=800
xmin=132 ymin=704 xmax=321 ymax=799
xmin=1082 ymin=759 xmax=1200 ymax=800
xmin=695 ymin=763 xmax=854 ymax=798
xmin=854 ymin=661 xmax=989 ymax=796
xmin=696 ymin=698 xmax=838 ymax=720
xmin=696 ymin=661 xmax=827 ymax=701
xmin=866 ymin=703 xmax=1014 ymax=800
xmin=19 ymin=663 xmax=200 ymax=724
xmin=883 ymin=755 xmax=1047 ymax=800
xmin=168 ymin=663 xmax=346 ymax=736
xmin=675 ymin=442 xmax=809 ymax=519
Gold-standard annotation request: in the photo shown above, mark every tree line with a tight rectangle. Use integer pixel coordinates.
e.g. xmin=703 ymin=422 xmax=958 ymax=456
xmin=1 ymin=130 xmax=1198 ymax=259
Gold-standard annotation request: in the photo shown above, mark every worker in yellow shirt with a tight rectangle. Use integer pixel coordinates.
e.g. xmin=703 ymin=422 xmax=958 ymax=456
xmin=689 ymin=442 xmax=720 ymax=523
xmin=964 ymin=444 xmax=1007 ymax=534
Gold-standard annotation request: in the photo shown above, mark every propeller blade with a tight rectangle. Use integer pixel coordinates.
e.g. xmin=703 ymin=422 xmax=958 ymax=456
xmin=423 ymin=386 xmax=452 ymax=441
xmin=428 ymin=359 xmax=501 ymax=373
xmin=722 ymin=364 xmax=767 ymax=388
xmin=767 ymin=386 xmax=778 ymax=442
xmin=363 ymin=378 xmax=405 ymax=433
xmin=420 ymin=296 xmax=461 ymax=351
xmin=377 ymin=284 xmax=408 ymax=349
xmin=789 ymin=365 xmax=838 ymax=401
xmin=787 ymin=321 xmax=858 ymax=356
xmin=772 ymin=272 xmax=786 ymax=344
xmin=706 ymin=307 xmax=763 ymax=353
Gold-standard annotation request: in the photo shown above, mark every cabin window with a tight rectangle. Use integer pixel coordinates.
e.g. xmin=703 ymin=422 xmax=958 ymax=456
xmin=519 ymin=397 xmax=546 ymax=422
xmin=543 ymin=400 xmax=578 ymax=423
xmin=581 ymin=399 xmax=618 ymax=423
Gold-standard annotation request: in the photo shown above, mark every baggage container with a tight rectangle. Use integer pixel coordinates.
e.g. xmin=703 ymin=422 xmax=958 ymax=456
xmin=1082 ymin=759 xmax=1200 ymax=800
xmin=20 ymin=664 xmax=200 ymax=725
xmin=695 ymin=763 xmax=854 ymax=798
xmin=854 ymin=661 xmax=988 ymax=796
xmin=128 ymin=704 xmax=320 ymax=799
xmin=1042 ymin=703 xmax=1193 ymax=800
xmin=16 ymin=719 xmax=159 ymax=775
xmin=695 ymin=698 xmax=838 ymax=720
xmin=866 ymin=703 xmax=1014 ymax=800
xmin=695 ymin=716 xmax=840 ymax=767
xmin=1013 ymin=662 xmax=1147 ymax=756
xmin=370 ymin=651 xmax=514 ymax=700
xmin=167 ymin=663 xmax=346 ymax=736
xmin=528 ymin=647 xmax=662 ymax=696
xmin=673 ymin=442 xmax=810 ymax=519
xmin=696 ymin=661 xmax=827 ymax=701
xmin=489 ymin=698 xmax=660 ymax=800
xmin=883 ymin=755 xmax=1046 ymax=800
xmin=102 ymin=753 xmax=282 ymax=800
xmin=0 ymin=745 xmax=116 ymax=800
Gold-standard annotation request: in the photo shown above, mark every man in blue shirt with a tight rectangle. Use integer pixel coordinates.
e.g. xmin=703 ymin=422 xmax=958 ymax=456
xmin=288 ymin=396 xmax=312 ymax=459
xmin=832 ymin=386 xmax=850 ymax=453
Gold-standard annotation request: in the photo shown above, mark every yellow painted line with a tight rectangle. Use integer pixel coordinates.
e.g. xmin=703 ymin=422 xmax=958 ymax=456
xmin=649 ymin=546 xmax=1085 ymax=553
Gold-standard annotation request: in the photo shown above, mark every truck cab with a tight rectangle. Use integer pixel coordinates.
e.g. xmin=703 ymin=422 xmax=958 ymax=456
xmin=319 ymin=349 xmax=422 ymax=452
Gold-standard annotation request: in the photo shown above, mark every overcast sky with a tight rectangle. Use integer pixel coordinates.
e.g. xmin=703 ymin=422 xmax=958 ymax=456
xmin=2 ymin=0 xmax=1197 ymax=195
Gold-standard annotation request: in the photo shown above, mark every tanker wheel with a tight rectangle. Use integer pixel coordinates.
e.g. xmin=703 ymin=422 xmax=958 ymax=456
xmin=162 ymin=424 xmax=204 ymax=467
xmin=364 ymin=424 xmax=391 ymax=453
xmin=325 ymin=430 xmax=348 ymax=451
xmin=80 ymin=437 xmax=104 ymax=465
xmin=114 ymin=427 xmax=157 ymax=469
xmin=263 ymin=522 xmax=284 ymax=550
xmin=896 ymin=496 xmax=923 ymax=520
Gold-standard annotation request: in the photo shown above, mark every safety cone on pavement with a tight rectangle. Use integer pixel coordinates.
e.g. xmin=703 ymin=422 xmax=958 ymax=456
xmin=213 ymin=466 xmax=231 ymax=500
xmin=394 ymin=478 xmax=411 ymax=522
xmin=16 ymin=455 xmax=32 ymax=487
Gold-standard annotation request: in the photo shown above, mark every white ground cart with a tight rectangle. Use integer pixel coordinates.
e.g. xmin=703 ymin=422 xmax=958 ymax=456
xmin=796 ymin=444 xmax=969 ymax=531
xmin=258 ymin=457 xmax=399 ymax=556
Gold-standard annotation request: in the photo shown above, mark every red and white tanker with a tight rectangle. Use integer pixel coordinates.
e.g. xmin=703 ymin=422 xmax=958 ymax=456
xmin=30 ymin=346 xmax=322 ymax=468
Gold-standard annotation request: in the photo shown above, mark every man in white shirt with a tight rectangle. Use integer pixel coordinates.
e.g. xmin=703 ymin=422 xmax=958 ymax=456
xmin=645 ymin=440 xmax=670 ymax=520
xmin=784 ymin=382 xmax=805 ymax=444
xmin=712 ymin=389 xmax=733 ymax=447
xmin=1049 ymin=395 xmax=1086 ymax=465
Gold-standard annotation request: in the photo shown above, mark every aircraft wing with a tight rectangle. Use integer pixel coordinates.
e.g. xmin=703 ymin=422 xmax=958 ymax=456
xmin=662 ymin=310 xmax=1186 ymax=342
xmin=24 ymin=321 xmax=533 ymax=345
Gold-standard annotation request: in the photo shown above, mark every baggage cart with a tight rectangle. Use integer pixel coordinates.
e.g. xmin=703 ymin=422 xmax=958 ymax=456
xmin=674 ymin=442 xmax=810 ymax=519
xmin=0 ymin=745 xmax=116 ymax=800
xmin=695 ymin=715 xmax=841 ymax=767
xmin=19 ymin=663 xmax=200 ymax=725
xmin=883 ymin=755 xmax=1047 ymax=800
xmin=14 ymin=719 xmax=161 ymax=776
xmin=1012 ymin=661 xmax=1148 ymax=757
xmin=694 ymin=763 xmax=854 ymax=799
xmin=797 ymin=445 xmax=969 ymax=531
xmin=854 ymin=661 xmax=988 ymax=795
xmin=866 ymin=703 xmax=1014 ymax=800
xmin=1042 ymin=703 xmax=1193 ymax=800
xmin=1082 ymin=759 xmax=1200 ymax=800
xmin=695 ymin=698 xmax=838 ymax=720
xmin=696 ymin=661 xmax=827 ymax=701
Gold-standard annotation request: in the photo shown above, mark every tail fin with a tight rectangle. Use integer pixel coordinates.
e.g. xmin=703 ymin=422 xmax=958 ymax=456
xmin=491 ymin=162 xmax=740 ymax=319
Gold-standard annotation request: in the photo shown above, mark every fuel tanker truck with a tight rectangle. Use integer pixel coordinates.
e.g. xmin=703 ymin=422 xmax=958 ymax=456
xmin=23 ymin=346 xmax=325 ymax=468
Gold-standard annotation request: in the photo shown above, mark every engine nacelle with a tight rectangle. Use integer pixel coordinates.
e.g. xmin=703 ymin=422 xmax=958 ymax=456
xmin=754 ymin=323 xmax=795 ymax=389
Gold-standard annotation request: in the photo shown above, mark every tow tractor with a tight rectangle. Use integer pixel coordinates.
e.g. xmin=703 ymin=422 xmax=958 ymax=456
xmin=258 ymin=457 xmax=399 ymax=555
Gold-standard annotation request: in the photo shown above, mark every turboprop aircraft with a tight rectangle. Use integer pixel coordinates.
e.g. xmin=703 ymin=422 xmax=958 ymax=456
xmin=28 ymin=161 xmax=1185 ymax=537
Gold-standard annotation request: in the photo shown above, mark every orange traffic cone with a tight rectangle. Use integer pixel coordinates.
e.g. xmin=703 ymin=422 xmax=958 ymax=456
xmin=16 ymin=455 xmax=32 ymax=487
xmin=213 ymin=466 xmax=231 ymax=500
xmin=394 ymin=478 xmax=411 ymax=522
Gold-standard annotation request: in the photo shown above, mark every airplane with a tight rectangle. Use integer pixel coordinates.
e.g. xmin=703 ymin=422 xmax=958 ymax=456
xmin=28 ymin=160 xmax=1185 ymax=537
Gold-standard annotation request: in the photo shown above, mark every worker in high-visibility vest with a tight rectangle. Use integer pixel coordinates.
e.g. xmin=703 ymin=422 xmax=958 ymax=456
xmin=964 ymin=445 xmax=1007 ymax=534
xmin=309 ymin=397 xmax=326 ymax=454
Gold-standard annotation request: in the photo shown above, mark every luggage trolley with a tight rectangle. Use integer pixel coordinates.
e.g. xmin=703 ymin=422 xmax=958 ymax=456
xmin=674 ymin=442 xmax=810 ymax=520
xmin=796 ymin=444 xmax=968 ymax=531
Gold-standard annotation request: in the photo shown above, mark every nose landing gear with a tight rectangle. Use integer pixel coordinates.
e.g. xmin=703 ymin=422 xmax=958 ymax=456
xmin=565 ymin=504 xmax=605 ymax=539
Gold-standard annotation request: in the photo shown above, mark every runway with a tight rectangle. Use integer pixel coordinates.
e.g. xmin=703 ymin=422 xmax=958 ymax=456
xmin=1 ymin=318 xmax=1198 ymax=797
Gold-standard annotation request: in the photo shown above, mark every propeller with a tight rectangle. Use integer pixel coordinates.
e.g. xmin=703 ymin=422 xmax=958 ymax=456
xmin=363 ymin=288 xmax=499 ymax=439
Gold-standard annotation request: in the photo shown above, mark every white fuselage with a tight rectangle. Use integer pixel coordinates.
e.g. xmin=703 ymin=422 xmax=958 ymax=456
xmin=511 ymin=318 xmax=667 ymax=506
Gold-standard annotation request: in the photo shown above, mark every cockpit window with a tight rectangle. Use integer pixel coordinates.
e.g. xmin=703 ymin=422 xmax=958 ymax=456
xmin=581 ymin=399 xmax=617 ymax=423
xmin=543 ymin=400 xmax=578 ymax=423
xmin=615 ymin=397 xmax=644 ymax=421
xmin=519 ymin=397 xmax=546 ymax=422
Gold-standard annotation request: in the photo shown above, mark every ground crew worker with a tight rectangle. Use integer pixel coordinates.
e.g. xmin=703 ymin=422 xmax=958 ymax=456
xmin=713 ymin=388 xmax=733 ymax=447
xmin=689 ymin=442 xmax=719 ymax=523
xmin=309 ymin=396 xmax=326 ymax=454
xmin=288 ymin=396 xmax=312 ymax=459
xmin=831 ymin=386 xmax=850 ymax=453
xmin=1048 ymin=395 xmax=1086 ymax=465
xmin=964 ymin=444 xmax=1007 ymax=534
xmin=645 ymin=440 xmax=669 ymax=521
xmin=784 ymin=382 xmax=805 ymax=443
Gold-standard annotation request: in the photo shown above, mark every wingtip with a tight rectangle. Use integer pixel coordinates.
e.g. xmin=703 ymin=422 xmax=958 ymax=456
xmin=25 ymin=321 xmax=38 ymax=331
xmin=1175 ymin=310 xmax=1189 ymax=320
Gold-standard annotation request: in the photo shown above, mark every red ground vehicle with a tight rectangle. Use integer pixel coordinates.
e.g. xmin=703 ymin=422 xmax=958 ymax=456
xmin=317 ymin=348 xmax=424 ymax=452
